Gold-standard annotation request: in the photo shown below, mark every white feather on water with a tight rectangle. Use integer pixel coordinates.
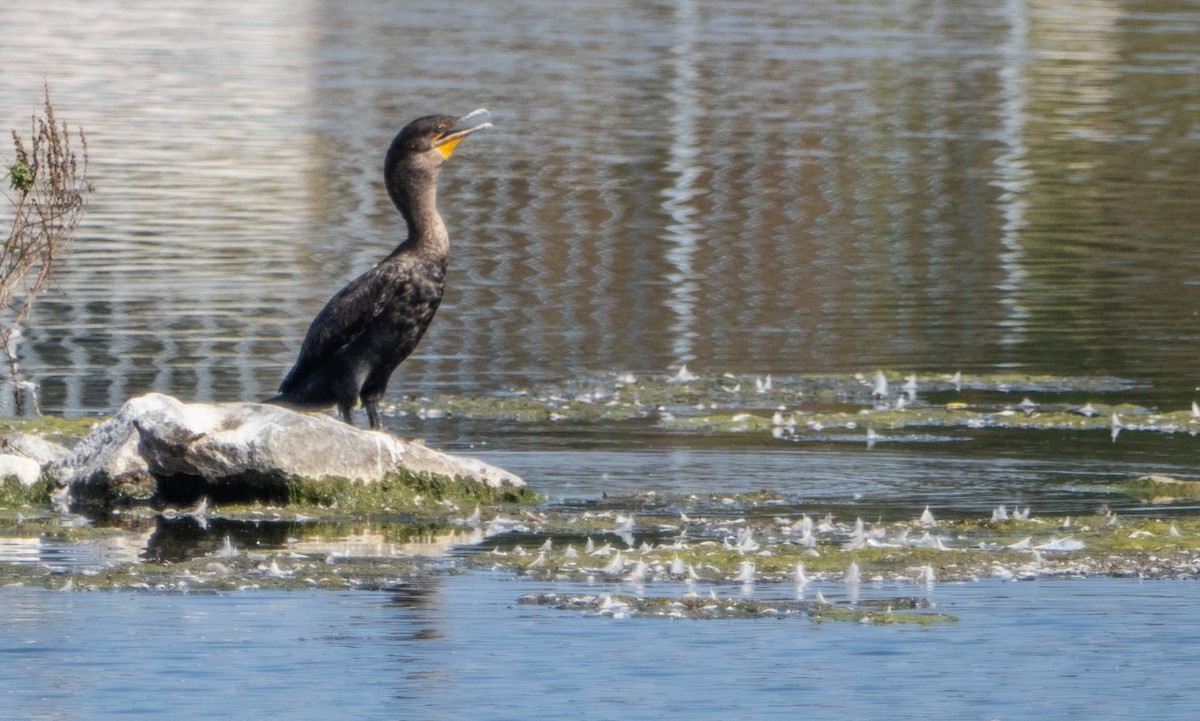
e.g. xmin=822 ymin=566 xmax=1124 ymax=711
xmin=265 ymin=558 xmax=290 ymax=578
xmin=734 ymin=527 xmax=759 ymax=553
xmin=910 ymin=532 xmax=950 ymax=551
xmin=669 ymin=364 xmax=697 ymax=383
xmin=602 ymin=552 xmax=626 ymax=575
xmin=794 ymin=563 xmax=809 ymax=585
xmin=624 ymin=560 xmax=648 ymax=583
xmin=1035 ymin=537 xmax=1084 ymax=552
xmin=732 ymin=561 xmax=756 ymax=583
xmin=845 ymin=561 xmax=860 ymax=584
xmin=915 ymin=565 xmax=935 ymax=585
xmin=211 ymin=535 xmax=238 ymax=559
xmin=612 ymin=515 xmax=635 ymax=547
xmin=799 ymin=530 xmax=817 ymax=548
xmin=872 ymin=371 xmax=889 ymax=398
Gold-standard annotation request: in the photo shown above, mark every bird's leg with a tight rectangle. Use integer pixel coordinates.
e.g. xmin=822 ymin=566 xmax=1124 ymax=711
xmin=365 ymin=399 xmax=381 ymax=430
xmin=337 ymin=401 xmax=355 ymax=426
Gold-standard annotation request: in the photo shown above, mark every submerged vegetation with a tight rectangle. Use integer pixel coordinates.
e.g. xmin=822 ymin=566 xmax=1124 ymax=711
xmin=1120 ymin=475 xmax=1200 ymax=502
xmin=379 ymin=368 xmax=1198 ymax=441
xmin=0 ymin=368 xmax=1189 ymax=449
xmin=3 ymin=368 xmax=1200 ymax=624
xmin=475 ymin=493 xmax=1200 ymax=585
xmin=518 ymin=592 xmax=956 ymax=624
xmin=4 ymin=486 xmax=1200 ymax=626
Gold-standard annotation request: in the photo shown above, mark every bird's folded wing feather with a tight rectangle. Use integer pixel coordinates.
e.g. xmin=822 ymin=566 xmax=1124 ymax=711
xmin=279 ymin=269 xmax=395 ymax=391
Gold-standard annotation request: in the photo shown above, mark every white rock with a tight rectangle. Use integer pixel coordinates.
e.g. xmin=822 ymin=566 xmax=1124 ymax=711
xmin=0 ymin=432 xmax=70 ymax=464
xmin=46 ymin=393 xmax=524 ymax=510
xmin=0 ymin=453 xmax=42 ymax=486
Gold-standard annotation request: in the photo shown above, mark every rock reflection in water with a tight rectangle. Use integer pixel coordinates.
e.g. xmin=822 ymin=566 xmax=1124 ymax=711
xmin=0 ymin=525 xmax=152 ymax=571
xmin=142 ymin=517 xmax=296 ymax=563
xmin=141 ymin=516 xmax=483 ymax=564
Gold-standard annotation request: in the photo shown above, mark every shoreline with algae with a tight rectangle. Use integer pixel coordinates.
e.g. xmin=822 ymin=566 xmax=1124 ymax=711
xmin=4 ymin=485 xmax=1200 ymax=622
xmin=3 ymin=370 xmax=1200 ymax=623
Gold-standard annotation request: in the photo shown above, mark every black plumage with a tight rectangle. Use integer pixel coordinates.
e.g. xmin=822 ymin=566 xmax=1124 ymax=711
xmin=270 ymin=110 xmax=491 ymax=429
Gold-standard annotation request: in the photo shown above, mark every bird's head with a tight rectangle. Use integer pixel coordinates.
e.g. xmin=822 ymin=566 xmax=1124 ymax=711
xmin=387 ymin=109 xmax=493 ymax=170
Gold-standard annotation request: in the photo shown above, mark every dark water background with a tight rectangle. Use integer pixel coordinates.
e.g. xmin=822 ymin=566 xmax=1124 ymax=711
xmin=3 ymin=0 xmax=1200 ymax=718
xmin=2 ymin=0 xmax=1200 ymax=414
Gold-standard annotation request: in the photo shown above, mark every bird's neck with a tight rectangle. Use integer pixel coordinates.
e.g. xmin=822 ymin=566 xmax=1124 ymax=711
xmin=390 ymin=167 xmax=448 ymax=258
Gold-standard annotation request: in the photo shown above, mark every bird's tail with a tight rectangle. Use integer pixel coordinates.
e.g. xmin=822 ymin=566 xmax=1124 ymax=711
xmin=262 ymin=393 xmax=326 ymax=412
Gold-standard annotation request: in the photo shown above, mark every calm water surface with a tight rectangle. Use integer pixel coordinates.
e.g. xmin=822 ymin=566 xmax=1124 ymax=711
xmin=3 ymin=0 xmax=1200 ymax=717
xmin=3 ymin=576 xmax=1200 ymax=720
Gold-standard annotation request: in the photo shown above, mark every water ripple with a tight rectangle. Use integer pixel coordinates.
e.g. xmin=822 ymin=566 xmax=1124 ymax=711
xmin=1 ymin=0 xmax=1199 ymax=413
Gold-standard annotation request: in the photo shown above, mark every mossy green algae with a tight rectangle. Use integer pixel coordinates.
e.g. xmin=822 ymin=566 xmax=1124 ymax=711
xmin=518 ymin=592 xmax=956 ymax=624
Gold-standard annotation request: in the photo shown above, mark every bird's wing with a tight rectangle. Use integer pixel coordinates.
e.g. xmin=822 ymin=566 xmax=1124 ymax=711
xmin=278 ymin=268 xmax=395 ymax=392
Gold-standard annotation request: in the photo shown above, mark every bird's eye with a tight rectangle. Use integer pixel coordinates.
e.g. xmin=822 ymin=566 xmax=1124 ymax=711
xmin=435 ymin=124 xmax=447 ymax=133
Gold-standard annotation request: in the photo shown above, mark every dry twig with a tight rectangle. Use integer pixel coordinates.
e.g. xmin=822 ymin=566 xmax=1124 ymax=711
xmin=2 ymin=85 xmax=91 ymax=413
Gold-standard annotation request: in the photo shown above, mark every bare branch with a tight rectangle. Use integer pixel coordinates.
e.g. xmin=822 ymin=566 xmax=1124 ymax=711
xmin=2 ymin=84 xmax=91 ymax=413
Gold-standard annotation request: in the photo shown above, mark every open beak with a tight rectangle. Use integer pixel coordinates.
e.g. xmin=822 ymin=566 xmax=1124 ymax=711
xmin=433 ymin=108 xmax=493 ymax=159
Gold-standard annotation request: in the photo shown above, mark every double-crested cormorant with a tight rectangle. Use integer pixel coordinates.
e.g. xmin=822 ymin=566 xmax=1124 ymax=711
xmin=270 ymin=109 xmax=492 ymax=429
